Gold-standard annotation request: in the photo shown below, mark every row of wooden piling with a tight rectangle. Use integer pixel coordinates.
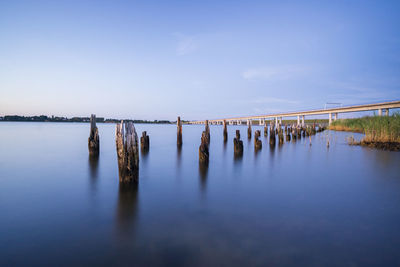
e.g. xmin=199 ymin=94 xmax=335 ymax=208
xmin=88 ymin=115 xmax=326 ymax=184
xmin=197 ymin=119 xmax=326 ymax=164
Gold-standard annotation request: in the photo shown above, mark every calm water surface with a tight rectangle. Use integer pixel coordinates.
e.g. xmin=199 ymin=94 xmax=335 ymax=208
xmin=1 ymin=122 xmax=399 ymax=266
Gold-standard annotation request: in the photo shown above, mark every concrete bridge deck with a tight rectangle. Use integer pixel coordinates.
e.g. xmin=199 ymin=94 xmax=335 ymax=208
xmin=189 ymin=100 xmax=400 ymax=125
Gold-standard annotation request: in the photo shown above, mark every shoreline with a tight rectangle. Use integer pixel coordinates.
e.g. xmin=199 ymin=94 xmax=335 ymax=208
xmin=329 ymin=115 xmax=400 ymax=151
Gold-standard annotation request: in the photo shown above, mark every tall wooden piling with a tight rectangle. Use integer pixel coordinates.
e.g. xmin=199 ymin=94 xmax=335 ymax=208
xmin=234 ymin=130 xmax=243 ymax=156
xmin=116 ymin=121 xmax=139 ymax=183
xmin=286 ymin=127 xmax=291 ymax=141
xmin=292 ymin=127 xmax=297 ymax=141
xmin=247 ymin=120 xmax=252 ymax=139
xmin=199 ymin=131 xmax=209 ymax=164
xmin=254 ymin=130 xmax=262 ymax=150
xmin=205 ymin=120 xmax=210 ymax=144
xmin=88 ymin=114 xmax=100 ymax=155
xmin=140 ymin=131 xmax=150 ymax=151
xmin=269 ymin=124 xmax=276 ymax=145
xmin=177 ymin=116 xmax=182 ymax=146
xmin=223 ymin=120 xmax=228 ymax=142
xmin=278 ymin=128 xmax=284 ymax=145
xmin=297 ymin=127 xmax=301 ymax=139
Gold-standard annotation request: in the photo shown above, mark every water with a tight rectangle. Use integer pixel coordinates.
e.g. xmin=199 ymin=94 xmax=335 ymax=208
xmin=0 ymin=122 xmax=399 ymax=266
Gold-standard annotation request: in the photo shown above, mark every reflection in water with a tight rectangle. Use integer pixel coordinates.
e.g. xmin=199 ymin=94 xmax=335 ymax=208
xmin=277 ymin=142 xmax=283 ymax=151
xmin=176 ymin=145 xmax=182 ymax=168
xmin=234 ymin=152 xmax=243 ymax=163
xmin=116 ymin=182 xmax=139 ymax=235
xmin=141 ymin=148 xmax=149 ymax=167
xmin=88 ymin=154 xmax=99 ymax=191
xmin=223 ymin=140 xmax=227 ymax=156
xmin=198 ymin=163 xmax=208 ymax=194
xmin=269 ymin=143 xmax=276 ymax=158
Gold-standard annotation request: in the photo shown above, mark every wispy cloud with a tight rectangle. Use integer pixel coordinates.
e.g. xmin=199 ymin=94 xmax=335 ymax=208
xmin=252 ymin=97 xmax=300 ymax=105
xmin=326 ymin=82 xmax=400 ymax=103
xmin=173 ymin=33 xmax=198 ymax=56
xmin=252 ymin=107 xmax=288 ymax=115
xmin=242 ymin=65 xmax=310 ymax=81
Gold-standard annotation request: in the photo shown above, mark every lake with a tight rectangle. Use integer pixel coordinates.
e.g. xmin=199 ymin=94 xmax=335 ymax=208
xmin=0 ymin=122 xmax=399 ymax=266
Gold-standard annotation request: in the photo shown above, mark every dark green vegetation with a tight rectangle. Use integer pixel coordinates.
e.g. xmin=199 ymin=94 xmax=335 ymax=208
xmin=330 ymin=113 xmax=400 ymax=150
xmin=0 ymin=115 xmax=172 ymax=124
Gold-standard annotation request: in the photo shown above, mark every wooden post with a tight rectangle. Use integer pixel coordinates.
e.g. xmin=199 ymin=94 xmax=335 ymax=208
xmin=286 ymin=126 xmax=291 ymax=142
xmin=205 ymin=120 xmax=210 ymax=144
xmin=116 ymin=121 xmax=139 ymax=183
xmin=234 ymin=130 xmax=243 ymax=156
xmin=278 ymin=128 xmax=284 ymax=145
xmin=254 ymin=130 xmax=262 ymax=150
xmin=292 ymin=127 xmax=297 ymax=141
xmin=247 ymin=120 xmax=252 ymax=139
xmin=269 ymin=124 xmax=276 ymax=145
xmin=223 ymin=120 xmax=228 ymax=142
xmin=199 ymin=131 xmax=209 ymax=164
xmin=140 ymin=131 xmax=150 ymax=151
xmin=88 ymin=114 xmax=100 ymax=155
xmin=177 ymin=116 xmax=182 ymax=146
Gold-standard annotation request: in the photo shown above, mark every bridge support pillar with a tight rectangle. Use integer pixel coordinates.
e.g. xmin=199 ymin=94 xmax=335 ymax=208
xmin=385 ymin=109 xmax=389 ymax=116
xmin=378 ymin=109 xmax=382 ymax=116
xmin=301 ymin=115 xmax=305 ymax=127
xmin=297 ymin=115 xmax=300 ymax=126
xmin=329 ymin=113 xmax=332 ymax=125
xmin=275 ymin=117 xmax=278 ymax=125
xmin=334 ymin=113 xmax=338 ymax=121
xmin=279 ymin=117 xmax=282 ymax=124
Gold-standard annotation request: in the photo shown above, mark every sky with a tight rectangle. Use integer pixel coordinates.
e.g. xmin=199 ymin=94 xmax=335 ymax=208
xmin=0 ymin=0 xmax=399 ymax=120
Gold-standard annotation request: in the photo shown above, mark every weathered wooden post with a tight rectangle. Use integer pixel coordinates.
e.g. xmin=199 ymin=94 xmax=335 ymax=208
xmin=199 ymin=131 xmax=209 ymax=164
xmin=233 ymin=130 xmax=243 ymax=156
xmin=205 ymin=120 xmax=210 ymax=144
xmin=247 ymin=119 xmax=252 ymax=139
xmin=177 ymin=116 xmax=182 ymax=146
xmin=286 ymin=126 xmax=291 ymax=142
xmin=140 ymin=131 xmax=150 ymax=151
xmin=269 ymin=124 xmax=276 ymax=145
xmin=116 ymin=121 xmax=139 ymax=183
xmin=264 ymin=124 xmax=268 ymax=137
xmin=278 ymin=130 xmax=284 ymax=145
xmin=223 ymin=120 xmax=228 ymax=142
xmin=292 ymin=127 xmax=297 ymax=141
xmin=254 ymin=130 xmax=262 ymax=150
xmin=297 ymin=127 xmax=301 ymax=139
xmin=88 ymin=114 xmax=100 ymax=155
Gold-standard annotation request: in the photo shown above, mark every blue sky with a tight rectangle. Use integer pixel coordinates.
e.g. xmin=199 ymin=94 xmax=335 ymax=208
xmin=0 ymin=0 xmax=399 ymax=120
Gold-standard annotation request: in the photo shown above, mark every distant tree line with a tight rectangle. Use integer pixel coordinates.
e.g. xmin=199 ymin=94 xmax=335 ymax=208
xmin=0 ymin=115 xmax=172 ymax=124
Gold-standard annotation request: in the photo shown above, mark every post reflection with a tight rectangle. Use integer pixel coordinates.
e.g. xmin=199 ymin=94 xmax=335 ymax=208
xmin=176 ymin=145 xmax=182 ymax=168
xmin=223 ymin=140 xmax=227 ymax=155
xmin=141 ymin=148 xmax=149 ymax=167
xmin=269 ymin=143 xmax=276 ymax=157
xmin=116 ymin=182 xmax=139 ymax=235
xmin=198 ymin=163 xmax=208 ymax=194
xmin=88 ymin=154 xmax=99 ymax=191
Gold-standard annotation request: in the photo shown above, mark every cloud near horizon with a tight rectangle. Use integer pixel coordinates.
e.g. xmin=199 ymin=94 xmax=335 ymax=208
xmin=242 ymin=65 xmax=311 ymax=81
xmin=252 ymin=97 xmax=300 ymax=105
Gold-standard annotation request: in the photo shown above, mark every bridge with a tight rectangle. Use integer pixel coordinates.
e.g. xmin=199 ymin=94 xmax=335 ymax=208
xmin=189 ymin=100 xmax=400 ymax=126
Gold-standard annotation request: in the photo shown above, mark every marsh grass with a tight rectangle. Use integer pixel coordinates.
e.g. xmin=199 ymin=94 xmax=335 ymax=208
xmin=330 ymin=113 xmax=400 ymax=143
